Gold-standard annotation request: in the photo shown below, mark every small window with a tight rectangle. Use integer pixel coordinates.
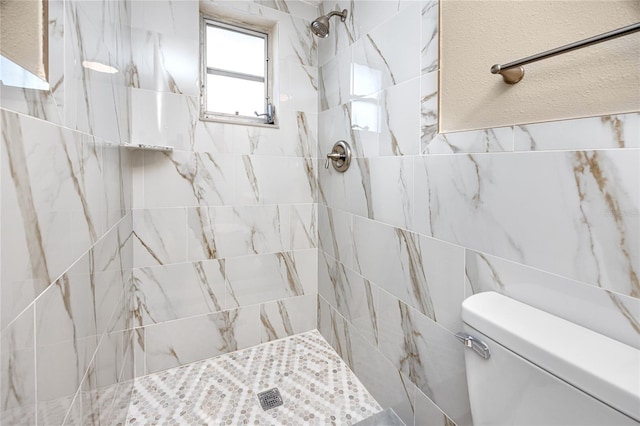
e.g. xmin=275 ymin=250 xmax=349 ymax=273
xmin=200 ymin=17 xmax=275 ymax=126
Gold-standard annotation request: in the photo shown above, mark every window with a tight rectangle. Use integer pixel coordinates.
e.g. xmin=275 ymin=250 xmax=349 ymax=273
xmin=200 ymin=16 xmax=275 ymax=126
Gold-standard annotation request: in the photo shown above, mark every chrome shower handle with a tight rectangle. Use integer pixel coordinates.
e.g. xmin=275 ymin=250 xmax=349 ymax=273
xmin=324 ymin=140 xmax=351 ymax=172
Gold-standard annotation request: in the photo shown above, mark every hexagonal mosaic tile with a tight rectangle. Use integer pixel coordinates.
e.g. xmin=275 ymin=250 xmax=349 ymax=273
xmin=126 ymin=330 xmax=382 ymax=425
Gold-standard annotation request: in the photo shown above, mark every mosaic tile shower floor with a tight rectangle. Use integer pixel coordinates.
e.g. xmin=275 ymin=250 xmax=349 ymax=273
xmin=125 ymin=331 xmax=382 ymax=425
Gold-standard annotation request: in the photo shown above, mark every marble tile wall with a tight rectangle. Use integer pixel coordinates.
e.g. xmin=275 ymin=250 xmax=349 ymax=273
xmin=1 ymin=0 xmax=135 ymax=424
xmin=317 ymin=1 xmax=639 ymax=426
xmin=127 ymin=0 xmax=319 ymax=376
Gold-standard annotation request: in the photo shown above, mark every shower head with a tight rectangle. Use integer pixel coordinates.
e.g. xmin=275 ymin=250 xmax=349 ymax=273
xmin=311 ymin=9 xmax=347 ymax=38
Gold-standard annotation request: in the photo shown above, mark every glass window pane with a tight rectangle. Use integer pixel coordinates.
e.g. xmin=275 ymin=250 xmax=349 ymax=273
xmin=207 ymin=25 xmax=265 ymax=77
xmin=207 ymin=74 xmax=264 ymax=117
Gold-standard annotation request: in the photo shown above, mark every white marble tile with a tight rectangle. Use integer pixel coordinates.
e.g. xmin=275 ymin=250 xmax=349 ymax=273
xmin=414 ymin=388 xmax=456 ymax=426
xmin=259 ymin=294 xmax=317 ymax=342
xmin=131 ymin=90 xmax=199 ymax=150
xmin=328 ymin=305 xmax=417 ymax=426
xmin=0 ymin=306 xmax=36 ymax=425
xmin=425 ymin=126 xmax=514 ymax=154
xmin=133 ymin=208 xmax=187 ymax=268
xmin=465 ymin=250 xmax=640 ymax=349
xmin=319 ymin=252 xmax=378 ymax=345
xmin=421 ymin=71 xmax=439 ymax=149
xmin=132 ymin=260 xmax=226 ymax=327
xmin=351 ymin=3 xmax=420 ymax=93
xmin=130 ymin=28 xmax=200 ymax=96
xmin=319 ymin=47 xmax=351 ymax=111
xmin=143 ymin=305 xmax=260 ymax=374
xmin=515 ymin=113 xmax=640 ymax=151
xmin=281 ymin=60 xmax=319 ymax=115
xmin=318 ymin=205 xmax=353 ymax=267
xmin=421 ymin=1 xmax=439 ymax=75
xmin=414 ymin=150 xmax=640 ymax=298
xmin=290 ymin=203 xmax=317 ymax=250
xmin=131 ymin=0 xmax=199 ymax=39
xmin=352 ymin=217 xmax=465 ymax=332
xmin=378 ymin=77 xmax=421 ymax=156
xmin=236 ymin=155 xmax=316 ymax=205
xmin=187 ymin=205 xmax=290 ymax=261
xmin=377 ymin=290 xmax=472 ymax=426
xmin=141 ymin=150 xmax=237 ymax=208
xmin=317 ymin=1 xmax=354 ymax=67
xmin=367 ymin=156 xmax=414 ymax=229
xmin=317 ymin=295 xmax=333 ymax=342
xmin=226 ymin=249 xmax=317 ymax=307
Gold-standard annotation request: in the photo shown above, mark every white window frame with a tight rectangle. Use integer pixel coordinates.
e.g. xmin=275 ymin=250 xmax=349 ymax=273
xmin=200 ymin=14 xmax=276 ymax=127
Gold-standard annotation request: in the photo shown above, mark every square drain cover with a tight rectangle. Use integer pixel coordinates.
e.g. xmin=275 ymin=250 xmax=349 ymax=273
xmin=257 ymin=387 xmax=283 ymax=411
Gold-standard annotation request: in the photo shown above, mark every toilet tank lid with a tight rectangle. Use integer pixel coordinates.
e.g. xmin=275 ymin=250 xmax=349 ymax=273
xmin=462 ymin=292 xmax=640 ymax=422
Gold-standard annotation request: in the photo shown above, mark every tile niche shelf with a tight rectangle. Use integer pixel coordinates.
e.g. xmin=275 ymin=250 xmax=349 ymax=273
xmin=122 ymin=143 xmax=173 ymax=152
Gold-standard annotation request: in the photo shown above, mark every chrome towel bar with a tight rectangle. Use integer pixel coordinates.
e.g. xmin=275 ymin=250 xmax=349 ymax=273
xmin=491 ymin=22 xmax=640 ymax=84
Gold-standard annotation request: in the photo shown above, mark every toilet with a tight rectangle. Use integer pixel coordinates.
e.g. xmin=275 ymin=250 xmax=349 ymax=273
xmin=459 ymin=292 xmax=640 ymax=425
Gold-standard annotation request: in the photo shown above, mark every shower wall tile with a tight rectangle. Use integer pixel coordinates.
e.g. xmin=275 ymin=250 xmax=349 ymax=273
xmin=414 ymin=388 xmax=456 ymax=426
xmin=290 ymin=203 xmax=317 ymax=250
xmin=226 ymin=249 xmax=317 ymax=307
xmin=132 ymin=260 xmax=227 ymax=327
xmin=377 ymin=290 xmax=472 ymax=426
xmin=424 ymin=126 xmax=514 ymax=154
xmin=260 ymin=294 xmax=317 ymax=343
xmin=133 ymin=208 xmax=187 ymax=268
xmin=421 ymin=1 xmax=439 ymax=75
xmin=414 ymin=150 xmax=640 ymax=297
xmin=143 ymin=305 xmax=260 ymax=374
xmin=378 ymin=77 xmax=421 ymax=156
xmin=318 ymin=205 xmax=353 ymax=268
xmin=465 ymin=250 xmax=640 ymax=350
xmin=421 ymin=71 xmax=439 ymax=148
xmin=319 ymin=48 xmax=352 ymax=111
xmin=351 ymin=3 xmax=420 ymax=94
xmin=352 ymin=217 xmax=465 ymax=333
xmin=0 ymin=306 xmax=36 ymax=425
xmin=318 ymin=252 xmax=378 ymax=345
xmin=514 ymin=113 xmax=640 ymax=151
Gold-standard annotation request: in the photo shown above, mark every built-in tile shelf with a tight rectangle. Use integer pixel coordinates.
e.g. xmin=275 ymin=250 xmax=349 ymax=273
xmin=123 ymin=143 xmax=173 ymax=152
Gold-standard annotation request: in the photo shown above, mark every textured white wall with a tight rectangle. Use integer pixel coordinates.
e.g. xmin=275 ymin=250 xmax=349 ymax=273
xmin=440 ymin=0 xmax=640 ymax=132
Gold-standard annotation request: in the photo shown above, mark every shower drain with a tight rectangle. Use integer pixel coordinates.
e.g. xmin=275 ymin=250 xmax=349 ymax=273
xmin=257 ymin=387 xmax=284 ymax=411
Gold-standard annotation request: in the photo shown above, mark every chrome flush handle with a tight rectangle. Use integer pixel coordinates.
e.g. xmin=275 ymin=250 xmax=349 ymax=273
xmin=455 ymin=332 xmax=491 ymax=359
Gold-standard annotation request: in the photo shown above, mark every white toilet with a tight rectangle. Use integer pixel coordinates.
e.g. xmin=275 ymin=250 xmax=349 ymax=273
xmin=459 ymin=292 xmax=640 ymax=425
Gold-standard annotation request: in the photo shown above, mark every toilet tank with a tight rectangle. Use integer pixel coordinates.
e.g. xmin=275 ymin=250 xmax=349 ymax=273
xmin=460 ymin=292 xmax=640 ymax=426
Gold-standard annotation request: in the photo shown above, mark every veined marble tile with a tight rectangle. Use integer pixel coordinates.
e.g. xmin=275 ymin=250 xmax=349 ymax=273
xmin=253 ymin=0 xmax=320 ymax=21
xmin=319 ymin=251 xmax=378 ymax=345
xmin=424 ymin=126 xmax=514 ymax=154
xmin=328 ymin=305 xmax=417 ymax=426
xmin=421 ymin=0 xmax=439 ymax=75
xmin=415 ymin=388 xmax=456 ymax=426
xmin=1 ymin=110 xmax=109 ymax=328
xmin=318 ymin=104 xmax=358 ymax=161
xmin=187 ymin=205 xmax=290 ymax=261
xmin=141 ymin=150 xmax=237 ymax=208
xmin=280 ymin=60 xmax=319 ymax=115
xmin=515 ymin=113 xmax=640 ymax=151
xmin=143 ymin=305 xmax=260 ymax=374
xmin=414 ymin=150 xmax=639 ymax=298
xmin=226 ymin=249 xmax=317 ymax=307
xmin=319 ymin=47 xmax=351 ymax=111
xmin=345 ymin=0 xmax=412 ymax=44
xmin=318 ymin=205 xmax=353 ymax=268
xmin=133 ymin=208 xmax=187 ymax=268
xmin=352 ymin=217 xmax=465 ymax=332
xmin=421 ymin=71 xmax=439 ymax=149
xmin=231 ymin=110 xmax=318 ymax=158
xmin=378 ymin=77 xmax=421 ymax=156
xmin=131 ymin=0 xmax=199 ymax=39
xmin=259 ymin=294 xmax=316 ymax=343
xmin=465 ymin=250 xmax=640 ymax=350
xmin=290 ymin=203 xmax=317 ymax=250
xmin=367 ymin=156 xmax=414 ymax=229
xmin=236 ymin=155 xmax=316 ymax=205
xmin=131 ymin=90 xmax=199 ymax=150
xmin=130 ymin=28 xmax=200 ymax=96
xmin=318 ymin=294 xmax=333 ymax=342
xmin=377 ymin=290 xmax=472 ymax=426
xmin=0 ymin=306 xmax=36 ymax=425
xmin=351 ymin=3 xmax=420 ymax=93
xmin=132 ymin=260 xmax=226 ymax=327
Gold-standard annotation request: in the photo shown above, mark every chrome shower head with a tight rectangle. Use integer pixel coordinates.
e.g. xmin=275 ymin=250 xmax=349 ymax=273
xmin=311 ymin=9 xmax=347 ymax=38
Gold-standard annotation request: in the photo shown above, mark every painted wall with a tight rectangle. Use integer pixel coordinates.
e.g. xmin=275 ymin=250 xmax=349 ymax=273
xmin=317 ymin=1 xmax=638 ymax=425
xmin=127 ymin=0 xmax=319 ymax=376
xmin=0 ymin=0 xmax=134 ymax=424
xmin=440 ymin=0 xmax=640 ymax=131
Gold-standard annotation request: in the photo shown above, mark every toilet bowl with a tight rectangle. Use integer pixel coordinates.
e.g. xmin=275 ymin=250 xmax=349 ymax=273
xmin=459 ymin=292 xmax=640 ymax=425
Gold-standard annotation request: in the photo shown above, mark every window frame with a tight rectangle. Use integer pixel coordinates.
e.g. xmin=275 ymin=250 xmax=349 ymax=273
xmin=199 ymin=14 xmax=276 ymax=127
